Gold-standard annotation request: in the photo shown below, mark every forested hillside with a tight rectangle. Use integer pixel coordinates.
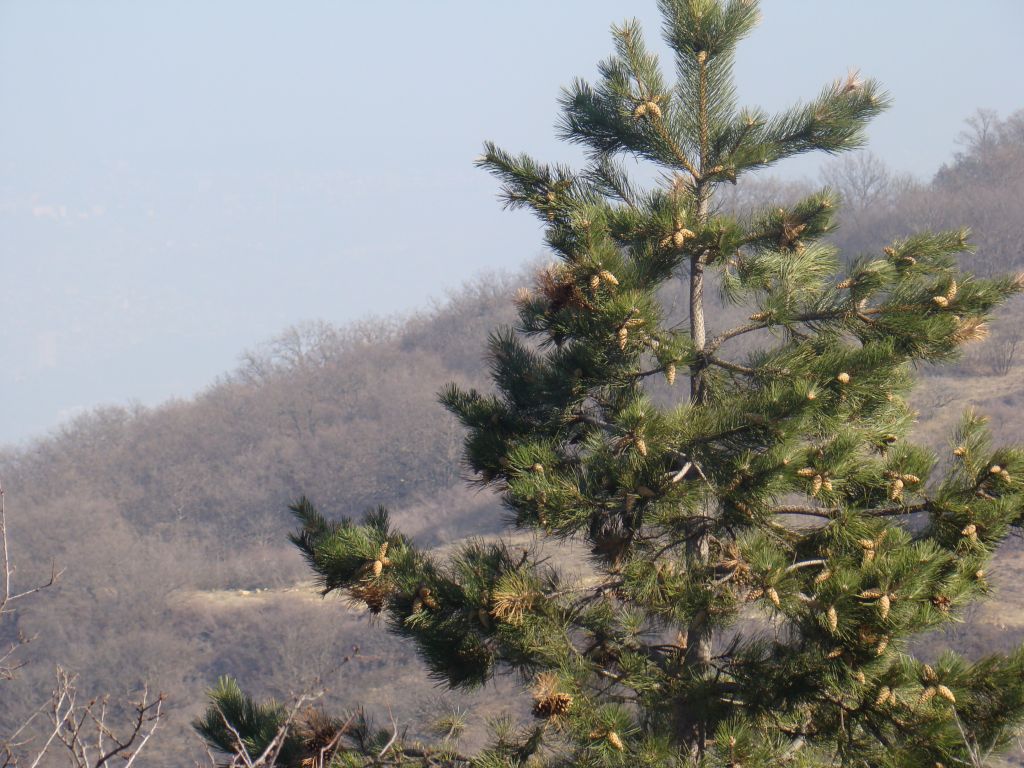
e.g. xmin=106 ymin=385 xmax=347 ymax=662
xmin=2 ymin=110 xmax=1023 ymax=765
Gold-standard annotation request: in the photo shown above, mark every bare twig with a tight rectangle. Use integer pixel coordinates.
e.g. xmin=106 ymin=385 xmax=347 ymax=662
xmin=784 ymin=559 xmax=827 ymax=574
xmin=378 ymin=704 xmax=399 ymax=759
xmin=671 ymin=462 xmax=693 ymax=483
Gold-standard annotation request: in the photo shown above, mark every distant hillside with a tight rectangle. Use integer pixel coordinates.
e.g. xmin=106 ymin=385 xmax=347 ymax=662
xmin=2 ymin=110 xmax=1023 ymax=766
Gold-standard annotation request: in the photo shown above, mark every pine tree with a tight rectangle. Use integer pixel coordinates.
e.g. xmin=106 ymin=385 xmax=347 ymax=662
xmin=199 ymin=1 xmax=1024 ymax=765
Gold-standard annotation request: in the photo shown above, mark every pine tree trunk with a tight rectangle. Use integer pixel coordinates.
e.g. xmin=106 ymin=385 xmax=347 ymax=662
xmin=680 ymin=187 xmax=712 ymax=759
xmin=689 ymin=246 xmax=706 ymax=403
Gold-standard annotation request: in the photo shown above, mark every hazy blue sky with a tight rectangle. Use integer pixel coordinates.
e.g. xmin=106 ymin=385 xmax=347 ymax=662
xmin=2 ymin=1 xmax=1023 ymax=445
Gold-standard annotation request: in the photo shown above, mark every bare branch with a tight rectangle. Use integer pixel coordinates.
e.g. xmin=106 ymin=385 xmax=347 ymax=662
xmin=377 ymin=704 xmax=399 ymax=759
xmin=770 ymin=502 xmax=929 ymax=518
xmin=784 ymin=559 xmax=827 ymax=574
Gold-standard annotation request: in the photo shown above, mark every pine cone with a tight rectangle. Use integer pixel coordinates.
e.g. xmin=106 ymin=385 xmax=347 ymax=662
xmin=874 ymin=686 xmax=892 ymax=707
xmin=418 ymin=586 xmax=438 ymax=610
xmin=860 ymin=536 xmax=876 ymax=561
xmin=607 ymin=731 xmax=625 ymax=751
xmin=811 ymin=474 xmax=823 ymax=497
xmin=672 ymin=228 xmax=695 ymax=247
xmin=617 ymin=327 xmax=629 ymax=350
xmin=878 ymin=594 xmax=891 ymax=620
xmin=858 ymin=626 xmax=877 ymax=644
xmin=351 ymin=582 xmax=390 ymax=614
xmin=532 ymin=692 xmax=573 ymax=719
xmin=889 ymin=478 xmax=904 ymax=501
xmin=826 ymin=606 xmax=839 ymax=633
xmin=931 ymin=594 xmax=951 ymax=613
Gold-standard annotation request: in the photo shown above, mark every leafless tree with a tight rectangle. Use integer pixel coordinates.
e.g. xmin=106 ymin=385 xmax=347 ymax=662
xmin=1 ymin=483 xmax=163 ymax=767
xmin=956 ymin=108 xmax=1001 ymax=158
xmin=0 ymin=478 xmax=60 ymax=681
xmin=988 ymin=328 xmax=1020 ymax=377
xmin=819 ymin=150 xmax=920 ymax=214
xmin=4 ymin=669 xmax=163 ymax=768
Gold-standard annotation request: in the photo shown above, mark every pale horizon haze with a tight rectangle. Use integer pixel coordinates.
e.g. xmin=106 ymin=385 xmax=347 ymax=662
xmin=2 ymin=0 xmax=1023 ymax=446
